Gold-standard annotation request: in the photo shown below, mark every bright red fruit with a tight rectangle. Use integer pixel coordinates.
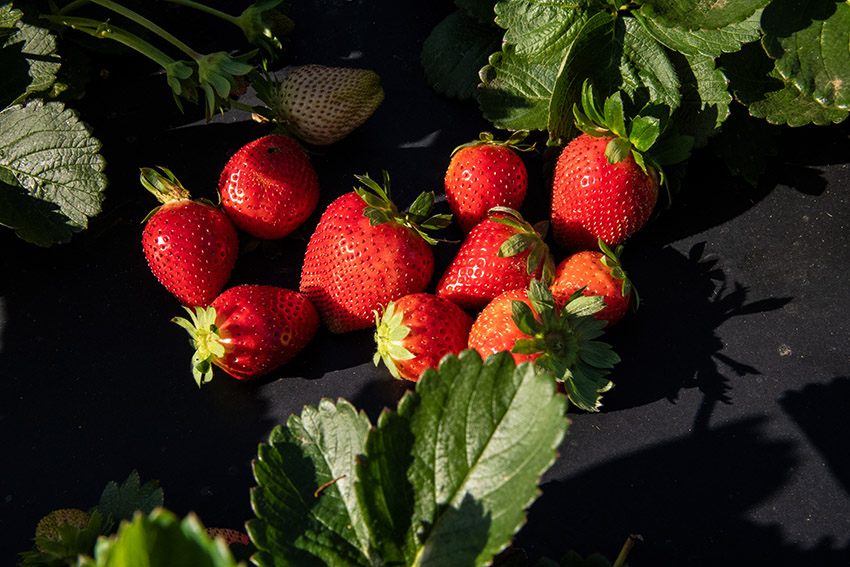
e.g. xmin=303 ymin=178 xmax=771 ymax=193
xmin=444 ymin=131 xmax=531 ymax=232
xmin=299 ymin=172 xmax=451 ymax=334
xmin=550 ymin=240 xmax=635 ymax=327
xmin=373 ymin=293 xmax=473 ymax=381
xmin=141 ymin=167 xmax=238 ymax=307
xmin=551 ymin=133 xmax=658 ymax=251
xmin=435 ymin=208 xmax=554 ymax=311
xmin=172 ymin=284 xmax=319 ymax=385
xmin=218 ymin=134 xmax=320 ymax=239
xmin=467 ymin=288 xmax=540 ymax=367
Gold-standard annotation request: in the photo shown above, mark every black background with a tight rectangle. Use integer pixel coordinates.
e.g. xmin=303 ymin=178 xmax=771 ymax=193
xmin=2 ymin=1 xmax=849 ymax=565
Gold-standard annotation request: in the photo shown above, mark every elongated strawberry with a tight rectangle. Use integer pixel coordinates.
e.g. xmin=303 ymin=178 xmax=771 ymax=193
xmin=373 ymin=293 xmax=473 ymax=381
xmin=444 ymin=131 xmax=532 ymax=232
xmin=550 ymin=81 xmax=690 ymax=251
xmin=218 ymin=134 xmax=320 ymax=239
xmin=300 ymin=172 xmax=451 ymax=333
xmin=172 ymin=284 xmax=319 ymax=385
xmin=141 ymin=167 xmax=238 ymax=307
xmin=262 ymin=64 xmax=385 ymax=146
xmin=550 ymin=239 xmax=637 ymax=327
xmin=435 ymin=207 xmax=554 ymax=311
xmin=468 ymin=279 xmax=619 ymax=411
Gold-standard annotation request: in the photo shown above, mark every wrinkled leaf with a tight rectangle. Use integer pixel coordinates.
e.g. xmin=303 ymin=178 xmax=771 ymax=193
xmin=634 ymin=8 xmax=763 ymax=58
xmin=637 ymin=0 xmax=770 ymax=31
xmin=669 ymin=51 xmax=732 ymax=148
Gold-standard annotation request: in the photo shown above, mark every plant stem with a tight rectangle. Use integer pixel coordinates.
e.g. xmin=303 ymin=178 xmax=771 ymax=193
xmin=87 ymin=0 xmax=201 ymax=59
xmin=157 ymin=0 xmax=238 ymax=26
xmin=612 ymin=534 xmax=641 ymax=567
xmin=42 ymin=15 xmax=178 ymax=70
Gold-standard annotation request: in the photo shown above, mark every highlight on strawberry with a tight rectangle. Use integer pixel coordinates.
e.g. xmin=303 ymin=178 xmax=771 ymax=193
xmin=218 ymin=134 xmax=320 ymax=239
xmin=254 ymin=64 xmax=385 ymax=146
xmin=550 ymin=238 xmax=638 ymax=327
xmin=550 ymin=80 xmax=693 ymax=251
xmin=373 ymin=293 xmax=473 ymax=382
xmin=444 ymin=130 xmax=534 ymax=232
xmin=436 ymin=207 xmax=555 ymax=311
xmin=172 ymin=284 xmax=319 ymax=386
xmin=468 ymin=279 xmax=620 ymax=411
xmin=299 ymin=171 xmax=452 ymax=334
xmin=140 ymin=167 xmax=239 ymax=308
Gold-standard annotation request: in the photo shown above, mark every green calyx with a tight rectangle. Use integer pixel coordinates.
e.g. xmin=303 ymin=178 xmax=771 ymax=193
xmin=172 ymin=306 xmax=226 ymax=386
xmin=489 ymin=207 xmax=556 ymax=286
xmin=234 ymin=0 xmax=294 ymax=59
xmin=597 ymin=238 xmax=640 ymax=312
xmin=372 ymin=301 xmax=414 ymax=380
xmin=354 ymin=171 xmax=452 ymax=246
xmin=510 ymin=279 xmax=620 ymax=411
xmin=450 ymin=129 xmax=536 ymax=156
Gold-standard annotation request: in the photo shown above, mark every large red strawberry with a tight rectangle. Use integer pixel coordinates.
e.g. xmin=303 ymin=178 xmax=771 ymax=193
xmin=299 ymin=172 xmax=451 ymax=334
xmin=549 ymin=82 xmax=691 ymax=251
xmin=550 ymin=239 xmax=637 ymax=327
xmin=468 ymin=279 xmax=619 ymax=411
xmin=373 ymin=293 xmax=473 ymax=381
xmin=141 ymin=167 xmax=238 ymax=307
xmin=435 ymin=207 xmax=554 ymax=311
xmin=172 ymin=284 xmax=319 ymax=385
xmin=444 ymin=131 xmax=532 ymax=232
xmin=218 ymin=134 xmax=320 ymax=239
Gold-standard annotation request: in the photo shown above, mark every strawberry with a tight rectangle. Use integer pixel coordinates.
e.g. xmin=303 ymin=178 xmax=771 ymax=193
xmin=35 ymin=509 xmax=90 ymax=551
xmin=207 ymin=527 xmax=252 ymax=546
xmin=550 ymin=81 xmax=692 ymax=251
xmin=444 ymin=131 xmax=532 ymax=232
xmin=218 ymin=134 xmax=320 ymax=239
xmin=262 ymin=64 xmax=385 ymax=146
xmin=435 ymin=207 xmax=555 ymax=311
xmin=299 ymin=172 xmax=451 ymax=334
xmin=468 ymin=279 xmax=620 ymax=411
xmin=141 ymin=167 xmax=238 ymax=307
xmin=373 ymin=293 xmax=473 ymax=382
xmin=172 ymin=284 xmax=319 ymax=385
xmin=550 ymin=239 xmax=637 ymax=327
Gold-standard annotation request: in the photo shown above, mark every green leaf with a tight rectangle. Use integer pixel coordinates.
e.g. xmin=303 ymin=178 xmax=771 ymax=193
xmin=88 ymin=509 xmax=240 ymax=567
xmin=400 ymin=351 xmax=567 ymax=566
xmin=495 ymin=0 xmax=592 ymax=63
xmin=0 ymin=101 xmax=107 ymax=245
xmin=669 ymin=51 xmax=732 ymax=148
xmin=761 ymin=0 xmax=850 ymax=111
xmin=98 ymin=471 xmax=164 ymax=533
xmin=0 ymin=173 xmax=74 ymax=245
xmin=422 ymin=10 xmax=502 ymax=100
xmin=548 ymin=13 xmax=681 ymax=142
xmin=637 ymin=0 xmax=770 ymax=31
xmin=634 ymin=8 xmax=763 ymax=58
xmin=1 ymin=10 xmax=61 ymax=107
xmin=249 ymin=399 xmax=373 ymax=567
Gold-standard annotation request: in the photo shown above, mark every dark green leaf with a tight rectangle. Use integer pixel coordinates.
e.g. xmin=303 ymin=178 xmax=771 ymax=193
xmin=98 ymin=471 xmax=164 ymax=532
xmin=406 ymin=191 xmax=435 ymax=219
xmin=0 ymin=175 xmax=74 ymax=245
xmin=512 ymin=300 xmax=543 ymax=336
xmin=422 ymin=10 xmax=502 ymax=100
xmin=1 ymin=12 xmax=61 ymax=106
xmin=634 ymin=8 xmax=763 ymax=58
xmin=669 ymin=51 xmax=732 ymax=148
xmin=637 ymin=0 xmax=770 ymax=31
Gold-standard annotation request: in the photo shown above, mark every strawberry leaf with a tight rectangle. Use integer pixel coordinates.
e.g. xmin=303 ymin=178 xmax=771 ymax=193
xmin=97 ymin=471 xmax=164 ymax=533
xmin=637 ymin=0 xmax=770 ymax=30
xmin=634 ymin=8 xmax=763 ymax=58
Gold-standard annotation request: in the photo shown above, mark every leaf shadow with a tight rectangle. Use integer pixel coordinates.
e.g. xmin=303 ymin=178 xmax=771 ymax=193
xmin=514 ymin=417 xmax=850 ymax=566
xmin=599 ymin=242 xmax=792 ymax=427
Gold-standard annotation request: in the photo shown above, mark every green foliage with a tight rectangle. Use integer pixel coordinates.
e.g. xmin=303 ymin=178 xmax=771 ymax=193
xmin=249 ymin=349 xmax=569 ymax=567
xmin=98 ymin=470 xmax=165 ymax=533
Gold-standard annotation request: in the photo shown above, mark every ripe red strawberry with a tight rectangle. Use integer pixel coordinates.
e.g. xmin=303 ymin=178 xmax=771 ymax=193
xmin=300 ymin=172 xmax=451 ymax=334
xmin=264 ymin=64 xmax=385 ymax=146
xmin=468 ymin=280 xmax=619 ymax=411
xmin=435 ymin=207 xmax=554 ymax=311
xmin=444 ymin=131 xmax=532 ymax=232
xmin=550 ymin=240 xmax=636 ymax=327
xmin=141 ymin=167 xmax=238 ymax=307
xmin=218 ymin=134 xmax=320 ymax=239
xmin=373 ymin=293 xmax=473 ymax=381
xmin=172 ymin=284 xmax=319 ymax=385
xmin=207 ymin=527 xmax=251 ymax=546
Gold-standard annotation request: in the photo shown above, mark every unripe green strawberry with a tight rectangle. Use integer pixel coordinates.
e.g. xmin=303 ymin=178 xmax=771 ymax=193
xmin=271 ymin=64 xmax=384 ymax=146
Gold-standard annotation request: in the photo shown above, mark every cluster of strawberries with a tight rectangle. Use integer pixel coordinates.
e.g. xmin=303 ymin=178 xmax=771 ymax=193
xmin=142 ymin=110 xmax=656 ymax=410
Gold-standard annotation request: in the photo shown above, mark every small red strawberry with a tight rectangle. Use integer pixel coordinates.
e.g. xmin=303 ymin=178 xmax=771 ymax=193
xmin=299 ymin=172 xmax=451 ymax=334
xmin=141 ymin=167 xmax=238 ymax=307
xmin=260 ymin=64 xmax=385 ymax=146
xmin=172 ymin=284 xmax=319 ymax=385
xmin=550 ymin=239 xmax=637 ymax=327
xmin=207 ymin=527 xmax=252 ymax=546
xmin=435 ymin=207 xmax=554 ymax=311
xmin=550 ymin=81 xmax=691 ymax=251
xmin=373 ymin=293 xmax=473 ymax=382
xmin=218 ymin=134 xmax=320 ymax=239
xmin=468 ymin=279 xmax=620 ymax=411
xmin=444 ymin=131 xmax=532 ymax=232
